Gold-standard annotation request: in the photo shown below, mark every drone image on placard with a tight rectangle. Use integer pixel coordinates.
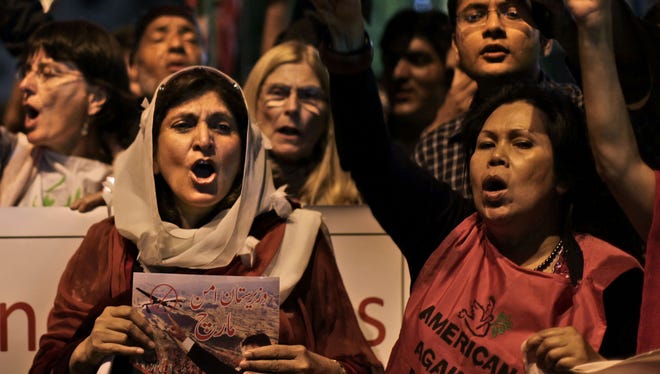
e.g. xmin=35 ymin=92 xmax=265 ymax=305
xmin=136 ymin=284 xmax=185 ymax=313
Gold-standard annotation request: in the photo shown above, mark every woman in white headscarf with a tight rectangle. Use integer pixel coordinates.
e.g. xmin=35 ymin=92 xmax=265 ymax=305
xmin=29 ymin=66 xmax=382 ymax=374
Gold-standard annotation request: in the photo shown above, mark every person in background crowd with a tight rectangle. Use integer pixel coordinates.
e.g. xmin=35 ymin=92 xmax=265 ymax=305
xmin=408 ymin=0 xmax=644 ymax=258
xmin=310 ymin=0 xmax=642 ymax=372
xmin=113 ymin=25 xmax=142 ymax=97
xmin=418 ymin=45 xmax=478 ymax=138
xmin=29 ymin=66 xmax=382 ymax=374
xmin=379 ymin=8 xmax=476 ymax=156
xmin=243 ymin=40 xmax=360 ymax=205
xmin=413 ymin=0 xmax=581 ymax=199
xmin=1 ymin=0 xmax=53 ymax=134
xmin=0 ymin=20 xmax=137 ymax=208
xmin=70 ymin=4 xmax=207 ymax=212
xmin=130 ymin=5 xmax=205 ymax=99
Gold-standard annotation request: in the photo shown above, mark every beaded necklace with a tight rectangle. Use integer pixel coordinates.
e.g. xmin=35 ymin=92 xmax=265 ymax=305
xmin=535 ymin=239 xmax=564 ymax=272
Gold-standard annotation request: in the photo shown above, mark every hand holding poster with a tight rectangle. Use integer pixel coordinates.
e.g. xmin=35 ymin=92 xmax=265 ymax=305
xmin=131 ymin=273 xmax=279 ymax=373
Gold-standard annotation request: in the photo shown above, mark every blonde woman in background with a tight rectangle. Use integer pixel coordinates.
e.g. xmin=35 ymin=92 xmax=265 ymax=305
xmin=243 ymin=40 xmax=360 ymax=205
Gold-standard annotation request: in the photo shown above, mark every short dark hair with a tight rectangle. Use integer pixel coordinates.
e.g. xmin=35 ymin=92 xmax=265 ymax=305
xmin=380 ymin=8 xmax=452 ymax=69
xmin=25 ymin=20 xmax=138 ymax=163
xmin=462 ymin=84 xmax=589 ymax=201
xmin=131 ymin=5 xmax=200 ymax=63
xmin=153 ymin=68 xmax=248 ymax=226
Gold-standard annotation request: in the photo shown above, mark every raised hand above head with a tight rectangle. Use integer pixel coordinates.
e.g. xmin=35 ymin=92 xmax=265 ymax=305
xmin=310 ymin=0 xmax=365 ymax=51
xmin=567 ymin=0 xmax=655 ymax=238
xmin=564 ymin=0 xmax=612 ymax=27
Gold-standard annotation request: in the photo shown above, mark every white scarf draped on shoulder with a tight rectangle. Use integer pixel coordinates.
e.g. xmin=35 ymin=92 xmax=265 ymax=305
xmin=112 ymin=66 xmax=321 ymax=303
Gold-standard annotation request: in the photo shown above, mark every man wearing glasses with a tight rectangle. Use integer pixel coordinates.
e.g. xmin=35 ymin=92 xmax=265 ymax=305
xmin=414 ymin=0 xmax=581 ymax=199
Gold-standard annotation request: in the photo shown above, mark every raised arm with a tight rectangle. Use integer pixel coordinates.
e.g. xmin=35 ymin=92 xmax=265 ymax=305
xmin=534 ymin=0 xmax=655 ymax=110
xmin=309 ymin=0 xmax=474 ymax=280
xmin=569 ymin=0 xmax=656 ymax=238
xmin=310 ymin=0 xmax=365 ymax=52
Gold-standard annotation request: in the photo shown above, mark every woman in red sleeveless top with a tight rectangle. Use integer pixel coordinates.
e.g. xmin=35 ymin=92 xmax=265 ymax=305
xmin=308 ymin=1 xmax=644 ymax=373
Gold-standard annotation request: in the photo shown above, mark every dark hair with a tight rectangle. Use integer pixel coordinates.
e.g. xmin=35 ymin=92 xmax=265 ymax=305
xmin=153 ymin=68 xmax=248 ymax=226
xmin=461 ymin=85 xmax=645 ymax=278
xmin=130 ymin=5 xmax=200 ymax=63
xmin=380 ymin=8 xmax=452 ymax=70
xmin=460 ymin=84 xmax=640 ymax=284
xmin=241 ymin=333 xmax=272 ymax=348
xmin=462 ymin=84 xmax=589 ymax=200
xmin=25 ymin=20 xmax=139 ymax=163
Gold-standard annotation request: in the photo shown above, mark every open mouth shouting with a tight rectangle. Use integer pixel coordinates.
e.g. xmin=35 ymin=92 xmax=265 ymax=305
xmin=481 ymin=175 xmax=508 ymax=204
xmin=276 ymin=126 xmax=302 ymax=139
xmin=23 ymin=103 xmax=40 ymax=131
xmin=191 ymin=159 xmax=217 ymax=184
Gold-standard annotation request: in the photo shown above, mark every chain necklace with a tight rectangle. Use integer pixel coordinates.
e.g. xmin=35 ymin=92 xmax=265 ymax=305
xmin=535 ymin=239 xmax=564 ymax=272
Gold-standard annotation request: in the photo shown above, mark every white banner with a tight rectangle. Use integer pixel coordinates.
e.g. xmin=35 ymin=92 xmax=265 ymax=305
xmin=0 ymin=206 xmax=409 ymax=372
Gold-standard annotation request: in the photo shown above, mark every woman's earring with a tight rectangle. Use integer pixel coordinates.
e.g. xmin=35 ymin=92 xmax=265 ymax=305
xmin=81 ymin=123 xmax=89 ymax=137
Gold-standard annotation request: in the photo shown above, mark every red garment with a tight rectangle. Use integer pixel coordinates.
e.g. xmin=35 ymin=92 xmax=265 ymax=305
xmin=386 ymin=214 xmax=640 ymax=374
xmin=30 ymin=214 xmax=383 ymax=374
xmin=637 ymin=171 xmax=660 ymax=353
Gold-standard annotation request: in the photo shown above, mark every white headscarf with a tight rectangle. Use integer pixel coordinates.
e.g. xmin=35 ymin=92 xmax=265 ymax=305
xmin=113 ymin=66 xmax=292 ymax=270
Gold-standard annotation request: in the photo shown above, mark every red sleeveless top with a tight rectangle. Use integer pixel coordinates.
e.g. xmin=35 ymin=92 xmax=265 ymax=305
xmin=637 ymin=171 xmax=660 ymax=354
xmin=386 ymin=214 xmax=640 ymax=374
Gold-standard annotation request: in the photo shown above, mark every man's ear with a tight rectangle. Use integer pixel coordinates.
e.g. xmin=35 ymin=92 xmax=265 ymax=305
xmin=451 ymin=35 xmax=461 ymax=65
xmin=87 ymin=85 xmax=108 ymax=116
xmin=446 ymin=42 xmax=459 ymax=69
xmin=541 ymin=37 xmax=553 ymax=58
